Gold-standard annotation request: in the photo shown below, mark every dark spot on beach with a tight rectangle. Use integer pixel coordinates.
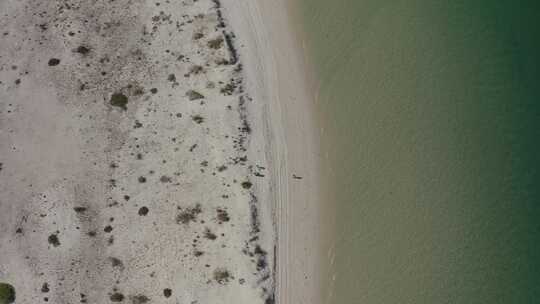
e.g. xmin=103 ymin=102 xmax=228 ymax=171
xmin=265 ymin=295 xmax=275 ymax=304
xmin=213 ymin=268 xmax=231 ymax=284
xmin=204 ymin=228 xmax=217 ymax=240
xmin=48 ymin=58 xmax=60 ymax=66
xmin=160 ymin=175 xmax=171 ymax=183
xmin=75 ymin=46 xmax=90 ymax=55
xmin=254 ymin=245 xmax=267 ymax=255
xmin=110 ymin=293 xmax=124 ymax=302
xmin=216 ymin=208 xmax=230 ymax=222
xmin=257 ymin=257 xmax=267 ymax=270
xmin=220 ymin=83 xmax=235 ymax=95
xmin=208 ymin=37 xmax=224 ymax=49
xmin=138 ymin=176 xmax=147 ymax=183
xmin=163 ymin=288 xmax=172 ymax=298
xmin=188 ymin=65 xmax=203 ymax=76
xmin=241 ymin=181 xmax=252 ymax=189
xmin=73 ymin=207 xmax=87 ymax=213
xmin=150 ymin=88 xmax=158 ymax=94
xmin=104 ymin=225 xmax=113 ymax=233
xmin=167 ymin=74 xmax=176 ymax=82
xmin=138 ymin=206 xmax=149 ymax=216
xmin=41 ymin=283 xmax=49 ymax=293
xmin=131 ymin=295 xmax=149 ymax=304
xmin=109 ymin=257 xmax=124 ymax=268
xmin=192 ymin=115 xmax=204 ymax=124
xmin=176 ymin=204 xmax=202 ymax=225
xmin=110 ymin=93 xmax=128 ymax=110
xmin=186 ymin=90 xmax=204 ymax=100
xmin=48 ymin=234 xmax=60 ymax=247
xmin=193 ymin=32 xmax=204 ymax=40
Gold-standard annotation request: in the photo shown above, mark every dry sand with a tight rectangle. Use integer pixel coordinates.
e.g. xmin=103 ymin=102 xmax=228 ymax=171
xmin=0 ymin=0 xmax=320 ymax=303
xmin=224 ymin=1 xmax=323 ymax=303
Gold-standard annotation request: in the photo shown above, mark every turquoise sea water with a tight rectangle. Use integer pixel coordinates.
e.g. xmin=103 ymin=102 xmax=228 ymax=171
xmin=295 ymin=1 xmax=540 ymax=303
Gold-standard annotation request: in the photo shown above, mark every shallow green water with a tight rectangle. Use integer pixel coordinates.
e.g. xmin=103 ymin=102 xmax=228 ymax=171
xmin=296 ymin=1 xmax=540 ymax=303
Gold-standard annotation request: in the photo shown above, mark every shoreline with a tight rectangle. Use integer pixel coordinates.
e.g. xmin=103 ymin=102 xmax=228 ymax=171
xmin=224 ymin=1 xmax=324 ymax=303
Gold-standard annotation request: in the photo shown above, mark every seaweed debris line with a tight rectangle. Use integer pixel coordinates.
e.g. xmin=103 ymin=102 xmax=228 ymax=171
xmin=0 ymin=0 xmax=275 ymax=303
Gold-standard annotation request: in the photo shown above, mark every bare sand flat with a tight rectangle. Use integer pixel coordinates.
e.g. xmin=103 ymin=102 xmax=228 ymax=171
xmin=224 ymin=1 xmax=323 ymax=303
xmin=0 ymin=0 xmax=319 ymax=303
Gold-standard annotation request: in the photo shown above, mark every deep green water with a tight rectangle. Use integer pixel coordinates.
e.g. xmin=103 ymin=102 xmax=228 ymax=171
xmin=295 ymin=1 xmax=540 ymax=303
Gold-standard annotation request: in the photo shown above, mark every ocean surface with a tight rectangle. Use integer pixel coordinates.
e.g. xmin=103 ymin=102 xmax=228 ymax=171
xmin=294 ymin=1 xmax=540 ymax=303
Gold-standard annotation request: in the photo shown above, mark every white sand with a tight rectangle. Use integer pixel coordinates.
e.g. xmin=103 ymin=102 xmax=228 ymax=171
xmin=0 ymin=0 xmax=320 ymax=303
xmin=223 ymin=1 xmax=323 ymax=303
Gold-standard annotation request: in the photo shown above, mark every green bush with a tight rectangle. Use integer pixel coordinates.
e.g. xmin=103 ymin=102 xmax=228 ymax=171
xmin=0 ymin=283 xmax=15 ymax=304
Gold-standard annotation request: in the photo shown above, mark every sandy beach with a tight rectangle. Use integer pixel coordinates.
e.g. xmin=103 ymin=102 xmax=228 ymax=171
xmin=0 ymin=0 xmax=320 ymax=303
xmin=225 ymin=1 xmax=323 ymax=303
xmin=228 ymin=1 xmax=324 ymax=303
